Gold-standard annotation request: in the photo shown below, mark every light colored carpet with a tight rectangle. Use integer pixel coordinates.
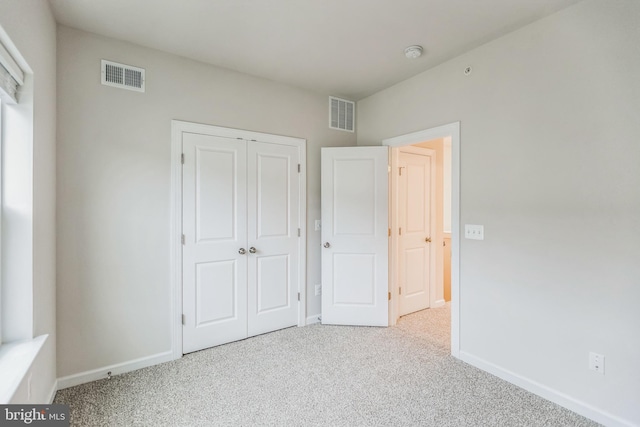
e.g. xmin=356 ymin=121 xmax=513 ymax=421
xmin=54 ymin=304 xmax=600 ymax=426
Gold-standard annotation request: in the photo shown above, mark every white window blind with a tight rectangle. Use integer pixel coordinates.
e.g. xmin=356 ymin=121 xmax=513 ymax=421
xmin=0 ymin=40 xmax=24 ymax=103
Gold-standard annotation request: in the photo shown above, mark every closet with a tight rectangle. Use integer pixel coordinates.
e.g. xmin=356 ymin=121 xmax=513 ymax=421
xmin=178 ymin=123 xmax=304 ymax=353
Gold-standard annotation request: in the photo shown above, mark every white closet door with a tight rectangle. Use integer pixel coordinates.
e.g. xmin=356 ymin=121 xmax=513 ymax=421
xmin=321 ymin=146 xmax=389 ymax=326
xmin=182 ymin=133 xmax=248 ymax=353
xmin=247 ymin=141 xmax=300 ymax=336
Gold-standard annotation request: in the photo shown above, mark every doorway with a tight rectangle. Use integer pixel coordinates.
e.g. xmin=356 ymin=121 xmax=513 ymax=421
xmin=383 ymin=122 xmax=460 ymax=357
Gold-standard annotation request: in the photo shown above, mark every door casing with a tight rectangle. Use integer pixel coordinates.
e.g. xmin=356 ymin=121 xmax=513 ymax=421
xmin=170 ymin=120 xmax=307 ymax=359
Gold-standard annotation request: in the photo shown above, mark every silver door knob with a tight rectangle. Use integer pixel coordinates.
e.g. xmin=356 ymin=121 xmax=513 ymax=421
xmin=249 ymin=247 xmax=257 ymax=254
xmin=238 ymin=248 xmax=246 ymax=255
xmin=425 ymin=237 xmax=432 ymax=243
xmin=323 ymin=242 xmax=331 ymax=248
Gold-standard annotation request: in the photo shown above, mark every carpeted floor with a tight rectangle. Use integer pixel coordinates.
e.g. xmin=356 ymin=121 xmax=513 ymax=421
xmin=54 ymin=304 xmax=600 ymax=426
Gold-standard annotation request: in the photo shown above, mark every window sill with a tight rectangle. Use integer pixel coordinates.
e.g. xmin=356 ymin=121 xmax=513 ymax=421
xmin=0 ymin=335 xmax=48 ymax=403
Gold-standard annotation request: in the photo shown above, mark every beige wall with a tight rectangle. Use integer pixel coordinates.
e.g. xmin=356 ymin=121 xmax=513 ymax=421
xmin=0 ymin=0 xmax=58 ymax=403
xmin=56 ymin=26 xmax=355 ymax=378
xmin=358 ymin=0 xmax=640 ymax=424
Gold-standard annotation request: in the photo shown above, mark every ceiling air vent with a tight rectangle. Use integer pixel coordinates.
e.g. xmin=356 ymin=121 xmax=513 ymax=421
xmin=101 ymin=60 xmax=145 ymax=92
xmin=329 ymin=96 xmax=355 ymax=132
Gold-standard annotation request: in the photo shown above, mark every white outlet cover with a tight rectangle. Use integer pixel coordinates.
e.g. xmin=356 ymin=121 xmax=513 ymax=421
xmin=589 ymin=352 xmax=605 ymax=374
xmin=464 ymin=224 xmax=484 ymax=240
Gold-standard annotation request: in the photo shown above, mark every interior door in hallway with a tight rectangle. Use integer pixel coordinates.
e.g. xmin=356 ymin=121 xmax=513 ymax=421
xmin=398 ymin=147 xmax=433 ymax=316
xmin=321 ymin=146 xmax=389 ymax=326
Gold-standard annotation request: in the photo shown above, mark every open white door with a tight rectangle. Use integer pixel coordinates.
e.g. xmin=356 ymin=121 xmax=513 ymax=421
xmin=321 ymin=147 xmax=389 ymax=326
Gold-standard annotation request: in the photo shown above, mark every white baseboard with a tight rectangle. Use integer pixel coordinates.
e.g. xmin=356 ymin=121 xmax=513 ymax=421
xmin=57 ymin=350 xmax=174 ymax=390
xmin=432 ymin=299 xmax=446 ymax=308
xmin=459 ymin=351 xmax=636 ymax=427
xmin=306 ymin=314 xmax=321 ymax=325
xmin=46 ymin=380 xmax=58 ymax=404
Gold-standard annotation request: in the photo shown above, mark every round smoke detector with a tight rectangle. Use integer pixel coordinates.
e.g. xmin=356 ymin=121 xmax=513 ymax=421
xmin=404 ymin=45 xmax=423 ymax=59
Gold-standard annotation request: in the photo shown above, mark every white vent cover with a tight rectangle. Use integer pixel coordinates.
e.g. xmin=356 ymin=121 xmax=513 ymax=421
xmin=329 ymin=96 xmax=355 ymax=132
xmin=101 ymin=60 xmax=145 ymax=92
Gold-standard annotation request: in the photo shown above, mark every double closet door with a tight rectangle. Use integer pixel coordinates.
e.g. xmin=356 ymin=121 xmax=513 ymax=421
xmin=181 ymin=130 xmax=302 ymax=354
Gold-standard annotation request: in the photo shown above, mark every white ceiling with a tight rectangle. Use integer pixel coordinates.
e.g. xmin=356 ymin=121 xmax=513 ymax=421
xmin=49 ymin=0 xmax=581 ymax=100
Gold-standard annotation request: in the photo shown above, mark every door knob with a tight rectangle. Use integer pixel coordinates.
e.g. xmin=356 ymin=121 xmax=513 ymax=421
xmin=249 ymin=247 xmax=257 ymax=254
xmin=238 ymin=248 xmax=246 ymax=255
xmin=425 ymin=237 xmax=432 ymax=243
xmin=323 ymin=242 xmax=331 ymax=248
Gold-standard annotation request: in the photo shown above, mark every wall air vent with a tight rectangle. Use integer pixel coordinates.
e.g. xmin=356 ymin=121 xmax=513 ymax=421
xmin=329 ymin=96 xmax=355 ymax=132
xmin=101 ymin=60 xmax=145 ymax=92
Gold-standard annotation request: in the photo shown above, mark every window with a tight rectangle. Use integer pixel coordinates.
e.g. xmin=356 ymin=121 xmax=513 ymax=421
xmin=0 ymin=35 xmax=26 ymax=346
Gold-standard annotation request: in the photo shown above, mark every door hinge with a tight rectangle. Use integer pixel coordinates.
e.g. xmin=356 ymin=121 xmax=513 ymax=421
xmin=388 ymin=165 xmax=391 ymax=173
xmin=388 ymin=228 xmax=391 ymax=237
xmin=399 ymin=227 xmax=402 ymax=236
xmin=297 ymin=228 xmax=301 ymax=237
xmin=181 ymin=234 xmax=185 ymax=245
xmin=388 ymin=292 xmax=391 ymax=301
xmin=298 ymin=164 xmax=301 ymax=173
xmin=297 ymin=292 xmax=301 ymax=301
xmin=181 ymin=314 xmax=185 ymax=325
xmin=399 ymin=167 xmax=403 ymax=176
xmin=181 ymin=153 xmax=184 ymax=164
xmin=399 ymin=287 xmax=402 ymax=295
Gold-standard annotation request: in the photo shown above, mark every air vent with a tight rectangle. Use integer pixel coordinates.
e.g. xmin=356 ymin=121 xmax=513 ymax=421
xmin=101 ymin=60 xmax=145 ymax=92
xmin=329 ymin=96 xmax=355 ymax=132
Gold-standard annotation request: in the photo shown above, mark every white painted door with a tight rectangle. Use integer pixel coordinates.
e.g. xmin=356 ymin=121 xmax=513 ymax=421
xmin=247 ymin=141 xmax=300 ymax=336
xmin=321 ymin=147 xmax=389 ymax=326
xmin=182 ymin=133 xmax=300 ymax=354
xmin=398 ymin=148 xmax=433 ymax=316
xmin=182 ymin=133 xmax=248 ymax=353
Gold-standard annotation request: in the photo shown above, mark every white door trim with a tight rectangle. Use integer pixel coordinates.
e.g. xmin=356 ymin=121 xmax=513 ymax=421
xmin=170 ymin=120 xmax=307 ymax=360
xmin=382 ymin=122 xmax=461 ymax=359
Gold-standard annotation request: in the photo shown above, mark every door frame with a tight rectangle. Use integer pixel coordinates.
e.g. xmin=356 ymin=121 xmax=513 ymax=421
xmin=392 ymin=145 xmax=438 ymax=318
xmin=170 ymin=120 xmax=307 ymax=359
xmin=383 ymin=121 xmax=461 ymax=358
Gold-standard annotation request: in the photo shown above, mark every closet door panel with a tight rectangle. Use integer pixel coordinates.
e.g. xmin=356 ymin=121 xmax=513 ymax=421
xmin=247 ymin=141 xmax=300 ymax=336
xmin=182 ymin=133 xmax=248 ymax=353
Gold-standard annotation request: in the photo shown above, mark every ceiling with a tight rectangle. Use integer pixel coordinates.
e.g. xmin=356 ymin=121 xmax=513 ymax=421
xmin=49 ymin=0 xmax=581 ymax=100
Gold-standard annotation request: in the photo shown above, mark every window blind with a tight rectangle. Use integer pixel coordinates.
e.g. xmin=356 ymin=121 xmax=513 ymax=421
xmin=0 ymin=40 xmax=24 ymax=103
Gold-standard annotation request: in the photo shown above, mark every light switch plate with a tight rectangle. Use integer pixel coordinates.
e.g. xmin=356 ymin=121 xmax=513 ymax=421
xmin=465 ymin=224 xmax=484 ymax=240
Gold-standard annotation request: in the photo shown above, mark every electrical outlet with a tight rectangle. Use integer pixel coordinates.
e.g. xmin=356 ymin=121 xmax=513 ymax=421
xmin=315 ymin=284 xmax=322 ymax=296
xmin=464 ymin=224 xmax=484 ymax=240
xmin=589 ymin=352 xmax=605 ymax=374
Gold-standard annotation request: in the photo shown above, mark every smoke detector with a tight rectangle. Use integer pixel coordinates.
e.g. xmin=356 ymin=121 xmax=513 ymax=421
xmin=404 ymin=45 xmax=423 ymax=59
